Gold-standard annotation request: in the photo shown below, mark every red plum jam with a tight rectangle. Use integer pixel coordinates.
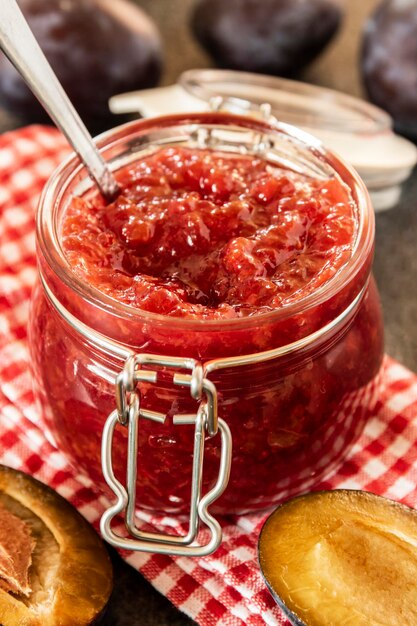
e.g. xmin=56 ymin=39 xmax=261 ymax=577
xmin=30 ymin=114 xmax=384 ymax=515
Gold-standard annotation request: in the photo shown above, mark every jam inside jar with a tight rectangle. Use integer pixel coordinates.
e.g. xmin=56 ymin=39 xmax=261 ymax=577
xmin=29 ymin=113 xmax=384 ymax=520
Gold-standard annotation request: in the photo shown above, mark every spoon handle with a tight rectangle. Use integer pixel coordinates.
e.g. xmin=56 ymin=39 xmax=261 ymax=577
xmin=0 ymin=0 xmax=119 ymax=200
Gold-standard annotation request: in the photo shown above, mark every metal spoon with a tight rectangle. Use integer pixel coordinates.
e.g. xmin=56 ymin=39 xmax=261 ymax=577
xmin=0 ymin=0 xmax=119 ymax=200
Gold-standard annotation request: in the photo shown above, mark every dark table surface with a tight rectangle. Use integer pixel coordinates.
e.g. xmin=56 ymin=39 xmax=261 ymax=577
xmin=1 ymin=0 xmax=416 ymax=624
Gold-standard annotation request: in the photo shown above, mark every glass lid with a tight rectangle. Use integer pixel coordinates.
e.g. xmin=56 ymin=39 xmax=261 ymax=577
xmin=108 ymin=67 xmax=417 ymax=210
xmin=179 ymin=69 xmax=392 ymax=135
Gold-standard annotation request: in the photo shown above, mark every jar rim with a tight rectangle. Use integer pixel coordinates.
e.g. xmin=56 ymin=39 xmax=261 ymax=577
xmin=37 ymin=112 xmax=375 ymax=331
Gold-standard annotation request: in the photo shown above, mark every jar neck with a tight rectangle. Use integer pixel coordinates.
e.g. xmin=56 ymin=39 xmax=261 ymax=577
xmin=37 ymin=113 xmax=375 ymax=359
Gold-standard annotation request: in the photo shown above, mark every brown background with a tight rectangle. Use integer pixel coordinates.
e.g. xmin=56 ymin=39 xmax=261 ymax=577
xmin=1 ymin=0 xmax=416 ymax=624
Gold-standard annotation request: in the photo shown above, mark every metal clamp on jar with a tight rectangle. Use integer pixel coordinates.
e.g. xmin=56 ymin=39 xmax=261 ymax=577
xmin=30 ymin=104 xmax=384 ymax=556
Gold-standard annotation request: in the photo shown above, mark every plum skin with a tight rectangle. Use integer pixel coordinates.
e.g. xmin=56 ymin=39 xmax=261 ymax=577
xmin=362 ymin=0 xmax=417 ymax=137
xmin=259 ymin=490 xmax=417 ymax=626
xmin=191 ymin=0 xmax=343 ymax=77
xmin=0 ymin=0 xmax=162 ymax=133
xmin=0 ymin=464 xmax=113 ymax=626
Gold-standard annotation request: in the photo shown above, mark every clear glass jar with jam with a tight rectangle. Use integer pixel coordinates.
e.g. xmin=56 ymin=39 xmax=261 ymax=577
xmin=29 ymin=111 xmax=384 ymax=555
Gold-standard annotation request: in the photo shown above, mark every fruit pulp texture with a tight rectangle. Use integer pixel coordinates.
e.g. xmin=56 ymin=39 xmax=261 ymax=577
xmin=259 ymin=491 xmax=417 ymax=626
xmin=62 ymin=147 xmax=357 ymax=319
xmin=32 ymin=147 xmax=384 ymax=514
xmin=0 ymin=466 xmax=112 ymax=625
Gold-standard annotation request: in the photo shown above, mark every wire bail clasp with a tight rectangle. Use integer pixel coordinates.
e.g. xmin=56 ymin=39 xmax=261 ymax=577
xmin=100 ymin=353 xmax=232 ymax=557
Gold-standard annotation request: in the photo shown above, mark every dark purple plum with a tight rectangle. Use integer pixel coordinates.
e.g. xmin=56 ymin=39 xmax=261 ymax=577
xmin=191 ymin=0 xmax=343 ymax=77
xmin=0 ymin=0 xmax=163 ymax=133
xmin=362 ymin=0 xmax=417 ymax=138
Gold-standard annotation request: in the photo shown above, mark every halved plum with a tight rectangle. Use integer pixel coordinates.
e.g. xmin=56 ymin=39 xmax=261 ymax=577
xmin=259 ymin=490 xmax=417 ymax=626
xmin=0 ymin=465 xmax=113 ymax=626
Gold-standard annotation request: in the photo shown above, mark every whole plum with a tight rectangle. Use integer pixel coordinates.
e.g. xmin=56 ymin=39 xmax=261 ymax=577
xmin=0 ymin=0 xmax=162 ymax=133
xmin=191 ymin=0 xmax=343 ymax=77
xmin=362 ymin=0 xmax=417 ymax=138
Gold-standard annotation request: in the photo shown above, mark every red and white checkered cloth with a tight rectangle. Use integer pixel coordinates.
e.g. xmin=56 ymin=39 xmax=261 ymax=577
xmin=1 ymin=125 xmax=417 ymax=625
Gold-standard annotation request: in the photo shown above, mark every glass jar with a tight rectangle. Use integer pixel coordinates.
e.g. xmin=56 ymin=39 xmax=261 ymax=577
xmin=29 ymin=112 xmax=383 ymax=553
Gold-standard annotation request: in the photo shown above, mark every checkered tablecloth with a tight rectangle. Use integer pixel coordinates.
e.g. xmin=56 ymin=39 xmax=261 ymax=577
xmin=1 ymin=125 xmax=417 ymax=625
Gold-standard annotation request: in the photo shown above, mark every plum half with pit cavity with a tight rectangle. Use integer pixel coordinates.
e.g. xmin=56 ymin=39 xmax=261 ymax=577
xmin=259 ymin=490 xmax=417 ymax=626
